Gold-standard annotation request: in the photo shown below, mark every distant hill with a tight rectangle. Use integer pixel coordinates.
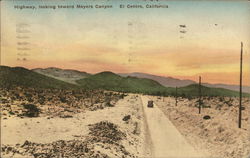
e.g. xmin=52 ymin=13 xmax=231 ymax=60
xmin=119 ymin=72 xmax=250 ymax=93
xmin=177 ymin=84 xmax=249 ymax=97
xmin=76 ymin=71 xmax=170 ymax=94
xmin=119 ymin=72 xmax=195 ymax=87
xmin=31 ymin=68 xmax=250 ymax=93
xmin=76 ymin=71 xmax=249 ymax=97
xmin=203 ymin=83 xmax=250 ymax=94
xmin=32 ymin=67 xmax=90 ymax=84
xmin=0 ymin=66 xmax=77 ymax=89
xmin=1 ymin=66 xmax=248 ymax=97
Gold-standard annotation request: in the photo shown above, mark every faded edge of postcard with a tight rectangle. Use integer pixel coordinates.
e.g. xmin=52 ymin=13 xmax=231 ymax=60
xmin=0 ymin=0 xmax=250 ymax=158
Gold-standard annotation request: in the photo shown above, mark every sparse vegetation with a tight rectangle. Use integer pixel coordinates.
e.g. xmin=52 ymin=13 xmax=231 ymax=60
xmin=122 ymin=115 xmax=131 ymax=121
xmin=2 ymin=120 xmax=133 ymax=158
xmin=0 ymin=87 xmax=125 ymax=118
xmin=88 ymin=121 xmax=126 ymax=143
xmin=22 ymin=104 xmax=40 ymax=117
xmin=154 ymin=96 xmax=250 ymax=158
xmin=203 ymin=115 xmax=211 ymax=120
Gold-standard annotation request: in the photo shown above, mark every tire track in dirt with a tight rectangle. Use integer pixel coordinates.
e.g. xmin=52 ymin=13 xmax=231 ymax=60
xmin=139 ymin=95 xmax=154 ymax=157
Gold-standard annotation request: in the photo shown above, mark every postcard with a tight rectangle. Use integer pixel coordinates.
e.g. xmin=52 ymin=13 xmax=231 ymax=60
xmin=0 ymin=0 xmax=249 ymax=158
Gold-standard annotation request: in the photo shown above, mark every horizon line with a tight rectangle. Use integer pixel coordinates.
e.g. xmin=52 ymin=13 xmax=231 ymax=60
xmin=1 ymin=64 xmax=249 ymax=87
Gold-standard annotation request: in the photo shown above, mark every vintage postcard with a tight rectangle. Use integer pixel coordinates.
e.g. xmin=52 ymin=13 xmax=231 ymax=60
xmin=0 ymin=0 xmax=250 ymax=158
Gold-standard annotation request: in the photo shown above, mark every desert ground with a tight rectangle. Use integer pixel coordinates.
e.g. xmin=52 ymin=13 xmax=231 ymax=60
xmin=1 ymin=88 xmax=151 ymax=158
xmin=1 ymin=87 xmax=250 ymax=158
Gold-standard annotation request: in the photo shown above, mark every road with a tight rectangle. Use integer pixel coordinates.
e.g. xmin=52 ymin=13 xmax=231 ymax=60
xmin=141 ymin=95 xmax=204 ymax=158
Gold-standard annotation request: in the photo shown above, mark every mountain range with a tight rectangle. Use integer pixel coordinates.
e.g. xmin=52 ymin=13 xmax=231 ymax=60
xmin=33 ymin=67 xmax=249 ymax=93
xmin=120 ymin=72 xmax=250 ymax=93
xmin=1 ymin=66 xmax=249 ymax=97
xmin=0 ymin=66 xmax=77 ymax=89
xmin=119 ymin=72 xmax=195 ymax=87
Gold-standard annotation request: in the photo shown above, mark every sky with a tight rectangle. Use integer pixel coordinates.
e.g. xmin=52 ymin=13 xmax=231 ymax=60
xmin=1 ymin=0 xmax=250 ymax=85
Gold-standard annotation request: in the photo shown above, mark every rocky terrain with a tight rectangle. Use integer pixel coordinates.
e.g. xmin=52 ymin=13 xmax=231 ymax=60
xmin=32 ymin=67 xmax=90 ymax=84
xmin=1 ymin=88 xmax=150 ymax=158
xmin=2 ymin=121 xmax=129 ymax=158
xmin=0 ymin=87 xmax=124 ymax=119
xmin=1 ymin=85 xmax=249 ymax=158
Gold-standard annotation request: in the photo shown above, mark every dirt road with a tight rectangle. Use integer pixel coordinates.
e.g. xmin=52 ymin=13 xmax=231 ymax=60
xmin=141 ymin=95 xmax=204 ymax=158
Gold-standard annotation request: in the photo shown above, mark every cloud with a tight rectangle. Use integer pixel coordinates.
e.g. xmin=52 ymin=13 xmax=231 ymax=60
xmin=137 ymin=46 xmax=250 ymax=70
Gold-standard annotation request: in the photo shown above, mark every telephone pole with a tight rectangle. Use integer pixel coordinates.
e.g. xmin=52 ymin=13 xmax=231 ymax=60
xmin=175 ymin=87 xmax=178 ymax=106
xmin=239 ymin=42 xmax=243 ymax=128
xmin=198 ymin=76 xmax=201 ymax=114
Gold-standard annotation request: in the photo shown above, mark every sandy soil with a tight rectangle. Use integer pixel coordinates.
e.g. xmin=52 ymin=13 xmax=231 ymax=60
xmin=1 ymin=94 xmax=151 ymax=158
xmin=2 ymin=88 xmax=248 ymax=158
xmin=150 ymin=96 xmax=250 ymax=158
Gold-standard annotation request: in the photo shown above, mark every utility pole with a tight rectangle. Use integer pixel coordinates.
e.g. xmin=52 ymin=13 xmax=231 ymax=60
xmin=175 ymin=86 xmax=178 ymax=106
xmin=239 ymin=42 xmax=243 ymax=128
xmin=198 ymin=76 xmax=201 ymax=114
xmin=0 ymin=0 xmax=2 ymax=154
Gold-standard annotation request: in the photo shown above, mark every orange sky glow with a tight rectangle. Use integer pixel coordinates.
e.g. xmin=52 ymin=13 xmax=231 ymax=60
xmin=1 ymin=0 xmax=250 ymax=86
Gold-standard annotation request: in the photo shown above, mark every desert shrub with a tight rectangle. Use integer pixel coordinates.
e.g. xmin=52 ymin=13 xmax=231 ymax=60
xmin=180 ymin=93 xmax=187 ymax=98
xmin=23 ymin=104 xmax=40 ymax=117
xmin=0 ymin=98 xmax=8 ymax=104
xmin=206 ymin=96 xmax=211 ymax=100
xmin=59 ymin=96 xmax=67 ymax=103
xmin=94 ymin=98 xmax=100 ymax=104
xmin=203 ymin=104 xmax=211 ymax=108
xmin=122 ymin=115 xmax=131 ymax=121
xmin=105 ymin=101 xmax=114 ymax=107
xmin=198 ymin=100 xmax=211 ymax=108
xmin=9 ymin=111 xmax=15 ymax=115
xmin=14 ymin=93 xmax=21 ymax=99
xmin=47 ymin=97 xmax=53 ymax=101
xmin=215 ymin=104 xmax=223 ymax=110
xmin=24 ymin=93 xmax=32 ymax=98
xmin=38 ymin=94 xmax=46 ymax=104
xmin=27 ymin=97 xmax=34 ymax=102
xmin=224 ymin=100 xmax=233 ymax=107
xmin=38 ymin=97 xmax=46 ymax=105
xmin=203 ymin=115 xmax=211 ymax=120
xmin=195 ymin=100 xmax=210 ymax=108
xmin=219 ymin=97 xmax=224 ymax=102
xmin=106 ymin=92 xmax=113 ymax=96
xmin=187 ymin=96 xmax=194 ymax=100
xmin=104 ymin=96 xmax=111 ymax=102
xmin=119 ymin=93 xmax=126 ymax=99
xmin=88 ymin=121 xmax=126 ymax=143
